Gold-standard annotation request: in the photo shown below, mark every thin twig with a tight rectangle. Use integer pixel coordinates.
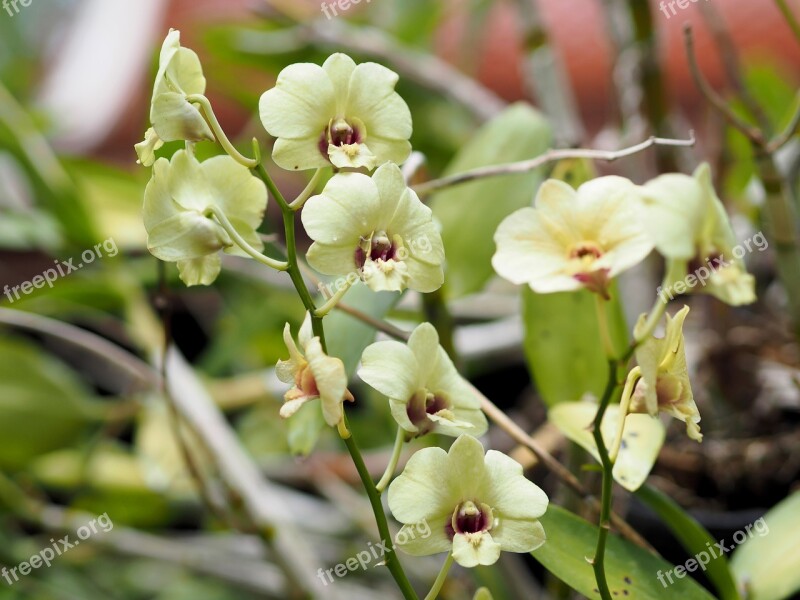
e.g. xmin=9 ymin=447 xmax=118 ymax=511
xmin=412 ymin=132 xmax=696 ymax=196
xmin=699 ymin=1 xmax=773 ymax=135
xmin=774 ymin=0 xmax=800 ymax=46
xmin=335 ymin=302 xmax=411 ymax=341
xmin=238 ymin=19 xmax=506 ymax=123
xmin=683 ymin=24 xmax=766 ymax=147
xmin=767 ymin=92 xmax=800 ymax=153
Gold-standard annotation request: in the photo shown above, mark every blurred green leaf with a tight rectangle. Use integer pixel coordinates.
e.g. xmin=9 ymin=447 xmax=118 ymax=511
xmin=730 ymin=491 xmax=800 ymax=600
xmin=522 ymin=286 xmax=628 ymax=406
xmin=532 ymin=505 xmax=716 ymax=599
xmin=286 ymin=398 xmax=326 ymax=456
xmin=0 ymin=336 xmax=100 ymax=468
xmin=636 ymin=484 xmax=741 ymax=600
xmin=430 ymin=102 xmax=552 ymax=298
xmin=325 ymin=284 xmax=400 ymax=376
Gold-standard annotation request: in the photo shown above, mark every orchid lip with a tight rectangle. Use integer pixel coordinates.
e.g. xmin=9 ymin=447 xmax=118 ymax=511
xmin=446 ymin=500 xmax=494 ymax=539
xmin=319 ymin=117 xmax=365 ymax=159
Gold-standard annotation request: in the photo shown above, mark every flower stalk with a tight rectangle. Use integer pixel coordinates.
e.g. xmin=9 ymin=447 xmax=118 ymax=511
xmin=187 ymin=94 xmax=258 ymax=168
xmin=376 ymin=426 xmax=406 ymax=493
xmin=251 ymin=160 xmax=418 ymax=600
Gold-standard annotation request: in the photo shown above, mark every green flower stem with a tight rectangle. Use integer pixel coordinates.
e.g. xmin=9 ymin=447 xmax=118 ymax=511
xmin=591 ymin=358 xmax=619 ymax=600
xmin=186 ymin=94 xmax=258 ymax=168
xmin=594 ymin=294 xmax=615 ymax=358
xmin=774 ymin=0 xmax=800 ymax=44
xmin=342 ymin=417 xmax=420 ymax=600
xmin=376 ymin=426 xmax=407 ymax=493
xmin=591 ymin=271 xmax=678 ymax=595
xmin=608 ymin=367 xmax=641 ymax=463
xmin=633 ymin=264 xmax=679 ymax=345
xmin=205 ymin=205 xmax=289 ymax=271
xmin=313 ymin=280 xmax=353 ymax=318
xmin=289 ymin=168 xmax=325 ymax=211
xmin=252 ymin=162 xmax=418 ymax=600
xmin=423 ymin=553 xmax=454 ymax=600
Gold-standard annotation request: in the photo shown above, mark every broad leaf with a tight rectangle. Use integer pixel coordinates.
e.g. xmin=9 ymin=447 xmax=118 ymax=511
xmin=523 ymin=286 xmax=628 ymax=406
xmin=324 ymin=284 xmax=400 ymax=376
xmin=730 ymin=491 xmax=800 ymax=600
xmin=549 ymin=401 xmax=665 ymax=491
xmin=533 ymin=505 xmax=716 ymax=599
xmin=430 ymin=102 xmax=552 ymax=298
xmin=0 ymin=335 xmax=100 ymax=468
xmin=636 ymin=484 xmax=741 ymax=600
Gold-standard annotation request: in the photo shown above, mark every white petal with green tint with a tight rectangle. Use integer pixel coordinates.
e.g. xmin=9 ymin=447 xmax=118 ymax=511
xmin=388 ymin=445 xmax=454 ymax=523
xmin=306 ymin=338 xmax=348 ymax=427
xmin=177 ymin=255 xmax=221 ymax=287
xmin=258 ymin=63 xmax=336 ymax=138
xmin=146 ymin=211 xmax=229 ymax=261
xmin=358 ymin=340 xmax=418 ymax=401
xmin=149 ymin=31 xmax=213 ymax=143
xmin=142 ymin=151 xmax=268 ymax=285
xmin=452 ymin=532 xmax=502 ymax=567
xmin=639 ymin=173 xmax=706 ymax=260
xmin=259 ymin=53 xmax=411 ymax=171
xmin=301 ymin=173 xmax=381 ymax=245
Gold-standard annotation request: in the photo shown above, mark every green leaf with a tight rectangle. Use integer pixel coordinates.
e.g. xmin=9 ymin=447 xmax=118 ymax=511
xmin=522 ymin=286 xmax=628 ymax=406
xmin=0 ymin=336 xmax=100 ymax=469
xmin=286 ymin=398 xmax=326 ymax=456
xmin=730 ymin=491 xmax=800 ymax=600
xmin=430 ymin=102 xmax=552 ymax=298
xmin=549 ymin=402 xmax=665 ymax=492
xmin=324 ymin=284 xmax=400 ymax=376
xmin=636 ymin=484 xmax=741 ymax=600
xmin=532 ymin=505 xmax=716 ymax=599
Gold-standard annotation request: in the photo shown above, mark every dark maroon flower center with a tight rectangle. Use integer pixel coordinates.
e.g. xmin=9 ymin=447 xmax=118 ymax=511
xmin=687 ymin=250 xmax=725 ymax=275
xmin=406 ymin=391 xmax=449 ymax=428
xmin=570 ymin=242 xmax=603 ymax=261
xmin=355 ymin=232 xmax=398 ymax=269
xmin=318 ymin=118 xmax=363 ymax=158
xmin=445 ymin=501 xmax=494 ymax=539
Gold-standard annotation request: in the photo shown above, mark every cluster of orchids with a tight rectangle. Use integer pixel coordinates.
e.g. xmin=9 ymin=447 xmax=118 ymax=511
xmin=136 ymin=29 xmax=755 ymax=600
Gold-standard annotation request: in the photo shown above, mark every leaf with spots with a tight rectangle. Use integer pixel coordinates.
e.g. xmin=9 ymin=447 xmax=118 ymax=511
xmin=533 ymin=505 xmax=716 ymax=599
xmin=548 ymin=401 xmax=665 ymax=491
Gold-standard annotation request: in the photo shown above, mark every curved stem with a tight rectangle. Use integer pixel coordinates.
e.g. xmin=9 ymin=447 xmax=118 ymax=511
xmin=376 ymin=426 xmax=406 ymax=493
xmin=186 ymin=94 xmax=258 ymax=168
xmin=594 ymin=294 xmax=615 ymax=358
xmin=423 ymin=553 xmax=454 ymax=600
xmin=608 ymin=367 xmax=641 ymax=463
xmin=290 ymin=168 xmax=325 ymax=211
xmin=342 ymin=420 xmax=419 ymax=600
xmin=251 ymin=161 xmax=418 ymax=599
xmin=774 ymin=0 xmax=800 ymax=45
xmin=591 ymin=360 xmax=618 ymax=600
xmin=413 ymin=133 xmax=695 ymax=196
xmin=634 ymin=264 xmax=679 ymax=345
xmin=314 ymin=280 xmax=352 ymax=317
xmin=205 ymin=205 xmax=289 ymax=271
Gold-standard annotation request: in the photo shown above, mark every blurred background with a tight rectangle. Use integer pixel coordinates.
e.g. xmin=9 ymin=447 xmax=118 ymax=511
xmin=1 ymin=0 xmax=799 ymax=598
